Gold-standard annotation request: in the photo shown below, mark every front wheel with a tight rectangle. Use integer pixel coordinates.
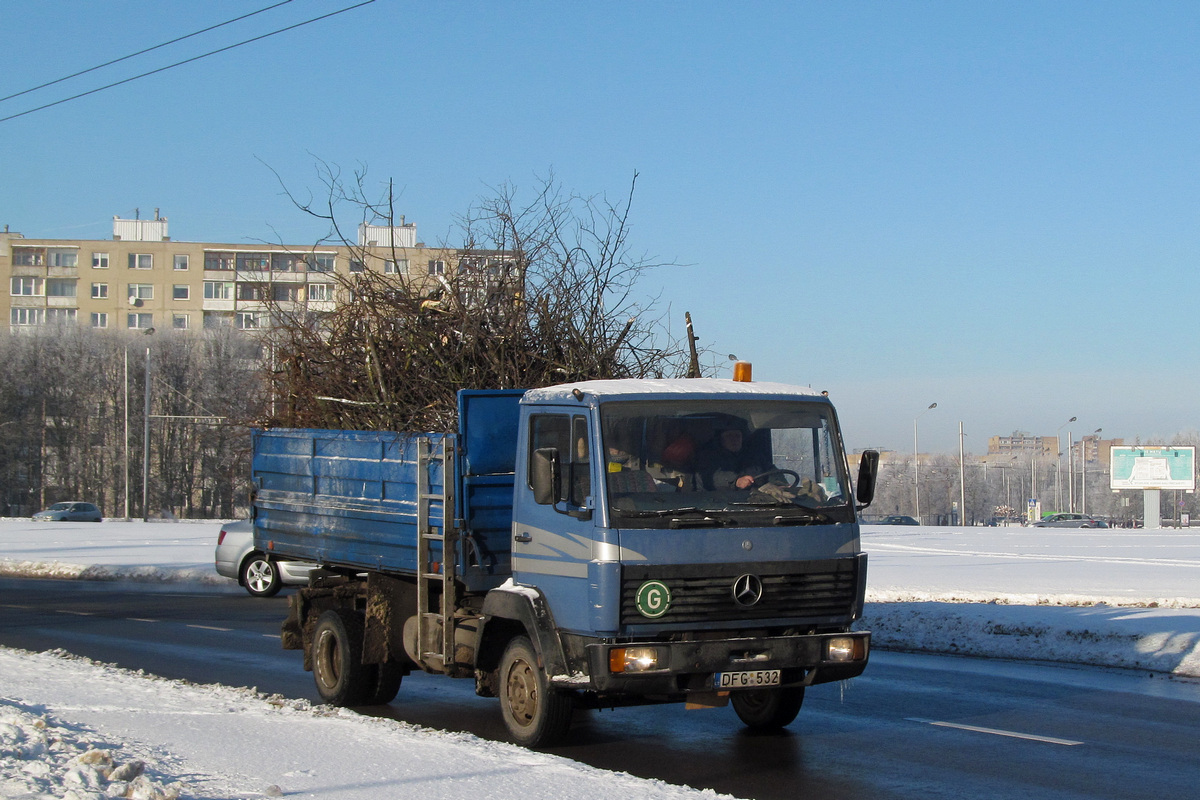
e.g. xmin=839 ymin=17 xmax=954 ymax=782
xmin=312 ymin=610 xmax=371 ymax=706
xmin=731 ymin=687 xmax=805 ymax=730
xmin=240 ymin=554 xmax=281 ymax=597
xmin=498 ymin=636 xmax=573 ymax=747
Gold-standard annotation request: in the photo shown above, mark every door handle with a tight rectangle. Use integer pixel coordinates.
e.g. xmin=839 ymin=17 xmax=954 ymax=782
xmin=514 ymin=532 xmax=532 ymax=543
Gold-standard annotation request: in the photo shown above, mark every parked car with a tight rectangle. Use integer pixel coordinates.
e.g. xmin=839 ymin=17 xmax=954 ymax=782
xmin=214 ymin=520 xmax=316 ymax=597
xmin=1032 ymin=513 xmax=1109 ymax=529
xmin=878 ymin=515 xmax=920 ymax=526
xmin=31 ymin=502 xmax=103 ymax=522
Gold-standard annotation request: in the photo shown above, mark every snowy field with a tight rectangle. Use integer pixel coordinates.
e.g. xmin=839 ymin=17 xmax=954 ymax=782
xmin=2 ymin=518 xmax=1199 ymax=799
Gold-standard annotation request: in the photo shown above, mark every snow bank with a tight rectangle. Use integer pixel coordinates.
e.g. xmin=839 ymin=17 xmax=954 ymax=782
xmin=0 ymin=648 xmax=738 ymax=800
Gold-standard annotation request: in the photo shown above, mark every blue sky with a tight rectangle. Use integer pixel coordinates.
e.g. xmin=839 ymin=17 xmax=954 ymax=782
xmin=3 ymin=1 xmax=1199 ymax=454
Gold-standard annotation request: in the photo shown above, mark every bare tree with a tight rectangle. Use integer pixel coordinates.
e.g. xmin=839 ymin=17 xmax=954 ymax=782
xmin=260 ymin=167 xmax=690 ymax=431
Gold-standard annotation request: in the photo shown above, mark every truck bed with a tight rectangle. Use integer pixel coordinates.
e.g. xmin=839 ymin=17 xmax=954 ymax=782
xmin=250 ymin=391 xmax=523 ymax=591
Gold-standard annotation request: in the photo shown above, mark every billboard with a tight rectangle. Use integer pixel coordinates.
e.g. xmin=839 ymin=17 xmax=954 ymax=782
xmin=1110 ymin=446 xmax=1196 ymax=491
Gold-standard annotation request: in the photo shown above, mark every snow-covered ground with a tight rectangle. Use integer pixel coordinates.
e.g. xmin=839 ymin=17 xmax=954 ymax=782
xmin=2 ymin=518 xmax=1199 ymax=798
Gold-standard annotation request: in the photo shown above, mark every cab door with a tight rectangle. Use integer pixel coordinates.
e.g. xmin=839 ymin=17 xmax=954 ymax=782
xmin=511 ymin=409 xmax=597 ymax=633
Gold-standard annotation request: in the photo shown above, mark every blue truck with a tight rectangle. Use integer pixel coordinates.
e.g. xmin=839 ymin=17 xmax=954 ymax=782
xmin=251 ymin=375 xmax=879 ymax=747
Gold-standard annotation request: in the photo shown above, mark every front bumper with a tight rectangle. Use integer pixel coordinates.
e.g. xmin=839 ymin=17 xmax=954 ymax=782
xmin=573 ymin=630 xmax=869 ymax=695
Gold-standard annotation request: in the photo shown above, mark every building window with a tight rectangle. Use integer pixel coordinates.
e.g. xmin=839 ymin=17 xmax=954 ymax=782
xmin=204 ymin=252 xmax=234 ymax=270
xmin=428 ymin=260 xmax=445 ymax=275
xmin=128 ymin=284 xmax=153 ymax=301
xmin=50 ymin=250 xmax=78 ymax=268
xmin=46 ymin=279 xmax=77 ymax=297
xmin=203 ymin=312 xmax=232 ymax=329
xmin=10 ymin=277 xmax=44 ymax=296
xmin=385 ymin=259 xmax=408 ymax=274
xmin=127 ymin=313 xmax=153 ymax=329
xmin=236 ymin=252 xmax=270 ymax=271
xmin=92 ymin=253 xmax=110 ymax=269
xmin=272 ymin=253 xmax=299 ymax=271
xmin=307 ymin=283 xmax=333 ymax=302
xmin=349 ymin=259 xmax=365 ymax=273
xmin=174 ymin=254 xmax=189 ymax=271
xmin=46 ymin=308 xmax=77 ymax=324
xmin=91 ymin=312 xmax=108 ymax=328
xmin=173 ymin=313 xmax=189 ymax=330
xmin=13 ymin=249 xmax=45 ymax=266
xmin=273 ymin=284 xmax=298 ymax=302
xmin=237 ymin=283 xmax=263 ymax=301
xmin=11 ymin=308 xmax=45 ymax=326
xmin=173 ymin=285 xmax=190 ymax=300
xmin=203 ymin=281 xmax=234 ymax=300
xmin=91 ymin=283 xmax=109 ymax=299
xmin=236 ymin=311 xmax=265 ymax=329
xmin=310 ymin=254 xmax=335 ymax=272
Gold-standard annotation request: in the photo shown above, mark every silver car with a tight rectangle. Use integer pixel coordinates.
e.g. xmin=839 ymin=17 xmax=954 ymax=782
xmin=1032 ymin=513 xmax=1109 ymax=529
xmin=32 ymin=502 xmax=103 ymax=522
xmin=214 ymin=520 xmax=316 ymax=597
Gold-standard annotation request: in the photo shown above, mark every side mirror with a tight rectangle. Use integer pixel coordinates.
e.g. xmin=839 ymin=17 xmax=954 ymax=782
xmin=531 ymin=447 xmax=562 ymax=506
xmin=856 ymin=450 xmax=879 ymax=507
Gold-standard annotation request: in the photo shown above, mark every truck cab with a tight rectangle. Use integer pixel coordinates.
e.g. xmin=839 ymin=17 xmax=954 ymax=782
xmin=480 ymin=378 xmax=874 ymax=743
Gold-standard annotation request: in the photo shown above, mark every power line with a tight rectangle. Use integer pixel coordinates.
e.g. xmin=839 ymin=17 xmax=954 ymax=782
xmin=0 ymin=0 xmax=375 ymax=125
xmin=0 ymin=0 xmax=298 ymax=105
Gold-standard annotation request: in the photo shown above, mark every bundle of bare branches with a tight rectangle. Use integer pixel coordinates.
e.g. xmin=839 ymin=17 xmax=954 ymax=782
xmin=258 ymin=170 xmax=691 ymax=433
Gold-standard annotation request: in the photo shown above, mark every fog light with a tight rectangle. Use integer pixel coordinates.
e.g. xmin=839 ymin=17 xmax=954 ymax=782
xmin=609 ymin=646 xmax=661 ymax=673
xmin=826 ymin=636 xmax=864 ymax=662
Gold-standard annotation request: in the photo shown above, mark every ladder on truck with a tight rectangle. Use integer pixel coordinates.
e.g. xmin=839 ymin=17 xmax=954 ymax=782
xmin=416 ymin=436 xmax=457 ymax=674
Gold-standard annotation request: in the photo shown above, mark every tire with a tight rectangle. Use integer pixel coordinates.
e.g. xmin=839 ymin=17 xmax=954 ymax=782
xmin=312 ymin=609 xmax=372 ymax=706
xmin=365 ymin=662 xmax=404 ymax=705
xmin=241 ymin=554 xmax=282 ymax=598
xmin=731 ymin=687 xmax=805 ymax=730
xmin=498 ymin=635 xmax=573 ymax=747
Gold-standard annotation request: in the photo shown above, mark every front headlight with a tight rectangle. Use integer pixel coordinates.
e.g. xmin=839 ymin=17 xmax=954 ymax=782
xmin=826 ymin=636 xmax=867 ymax=662
xmin=608 ymin=646 xmax=662 ymax=673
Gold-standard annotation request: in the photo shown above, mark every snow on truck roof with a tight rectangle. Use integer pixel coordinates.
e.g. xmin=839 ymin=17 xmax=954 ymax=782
xmin=523 ymin=378 xmax=827 ymax=404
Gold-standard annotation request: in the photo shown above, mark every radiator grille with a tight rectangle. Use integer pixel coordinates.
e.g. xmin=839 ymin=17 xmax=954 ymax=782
xmin=620 ymin=558 xmax=860 ymax=626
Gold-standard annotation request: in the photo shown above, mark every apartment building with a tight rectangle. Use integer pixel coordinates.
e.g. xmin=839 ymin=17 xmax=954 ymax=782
xmin=1 ymin=214 xmax=470 ymax=333
xmin=987 ymin=432 xmax=1058 ymax=458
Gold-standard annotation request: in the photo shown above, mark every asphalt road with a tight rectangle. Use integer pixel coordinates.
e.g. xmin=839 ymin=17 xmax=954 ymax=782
xmin=2 ymin=577 xmax=1198 ymax=800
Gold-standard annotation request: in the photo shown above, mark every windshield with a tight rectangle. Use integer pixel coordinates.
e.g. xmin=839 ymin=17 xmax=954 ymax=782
xmin=600 ymin=399 xmax=853 ymax=528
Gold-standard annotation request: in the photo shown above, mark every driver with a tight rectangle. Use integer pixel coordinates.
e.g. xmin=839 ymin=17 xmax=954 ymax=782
xmin=698 ymin=426 xmax=766 ymax=490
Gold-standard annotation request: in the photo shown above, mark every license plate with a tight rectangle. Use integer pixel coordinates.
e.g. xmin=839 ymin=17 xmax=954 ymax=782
xmin=714 ymin=669 xmax=781 ymax=689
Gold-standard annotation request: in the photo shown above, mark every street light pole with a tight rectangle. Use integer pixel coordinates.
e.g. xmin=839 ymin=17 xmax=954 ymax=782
xmin=1082 ymin=428 xmax=1101 ymax=515
xmin=957 ymin=422 xmax=967 ymax=525
xmin=123 ymin=347 xmax=129 ymax=520
xmin=142 ymin=344 xmax=151 ymax=522
xmin=139 ymin=327 xmax=155 ymax=522
xmin=913 ymin=402 xmax=937 ymax=523
xmin=1056 ymin=416 xmax=1076 ymax=512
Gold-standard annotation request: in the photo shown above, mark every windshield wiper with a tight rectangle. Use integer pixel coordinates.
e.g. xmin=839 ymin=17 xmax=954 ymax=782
xmin=614 ymin=506 xmax=707 ymax=518
xmin=614 ymin=507 xmax=728 ymax=527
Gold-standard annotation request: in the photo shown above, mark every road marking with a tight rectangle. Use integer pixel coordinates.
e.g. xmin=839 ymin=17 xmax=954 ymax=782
xmin=906 ymin=718 xmax=1083 ymax=746
xmin=126 ymin=618 xmax=158 ymax=623
xmin=263 ymin=633 xmax=281 ymax=639
xmin=56 ymin=610 xmax=95 ymax=616
xmin=187 ymin=624 xmax=232 ymax=632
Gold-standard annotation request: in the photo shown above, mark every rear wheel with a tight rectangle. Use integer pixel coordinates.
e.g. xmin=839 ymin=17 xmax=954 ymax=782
xmin=731 ymin=687 xmax=805 ymax=730
xmin=312 ymin=610 xmax=371 ymax=706
xmin=240 ymin=554 xmax=282 ymax=597
xmin=498 ymin=636 xmax=572 ymax=747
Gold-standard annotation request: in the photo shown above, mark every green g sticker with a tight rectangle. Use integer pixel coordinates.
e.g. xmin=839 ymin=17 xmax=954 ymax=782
xmin=635 ymin=580 xmax=672 ymax=619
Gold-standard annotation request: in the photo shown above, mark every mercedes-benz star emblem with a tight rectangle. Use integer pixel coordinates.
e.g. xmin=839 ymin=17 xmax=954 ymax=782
xmin=732 ymin=573 xmax=763 ymax=606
